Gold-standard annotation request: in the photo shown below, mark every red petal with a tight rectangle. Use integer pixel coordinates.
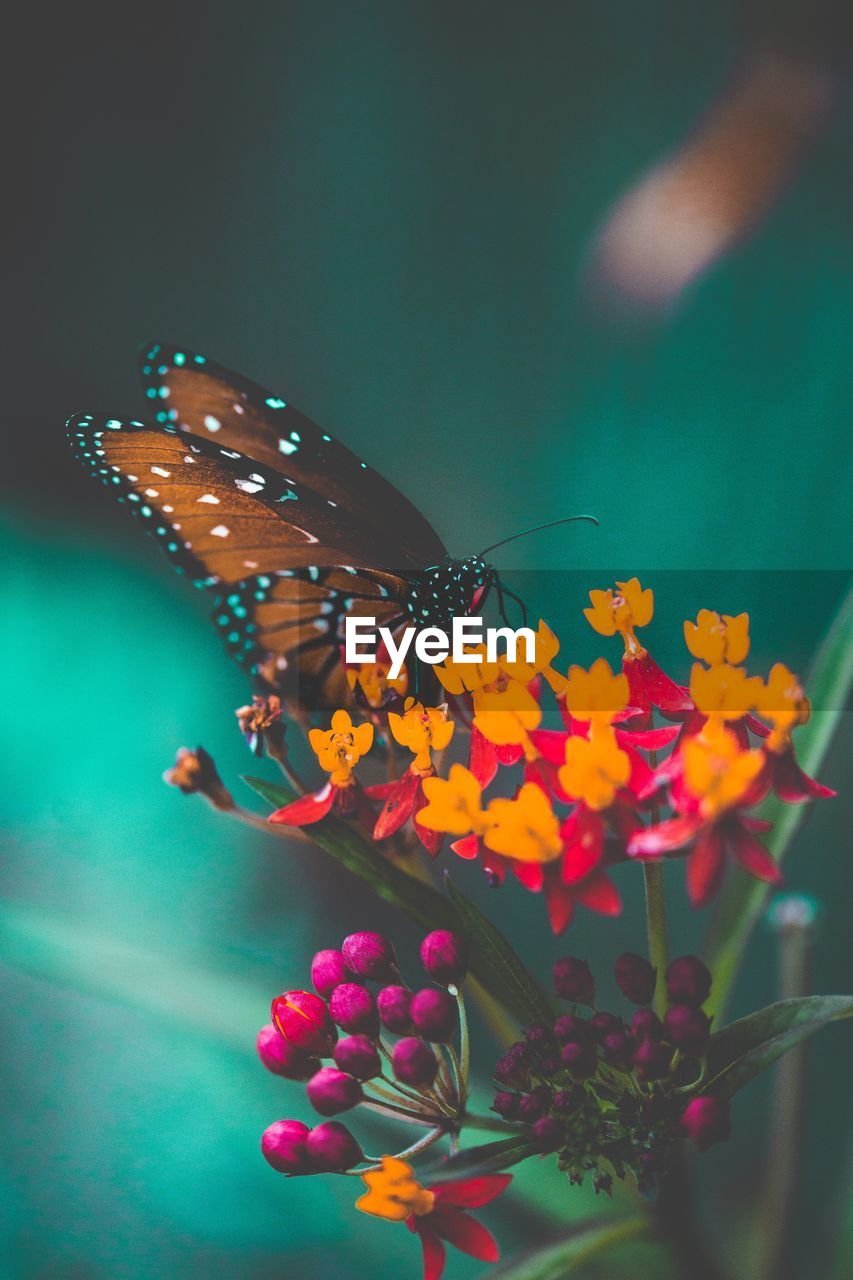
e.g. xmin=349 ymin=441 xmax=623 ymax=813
xmin=544 ymin=875 xmax=575 ymax=934
xmin=268 ymin=783 xmax=336 ymax=826
xmin=413 ymin=783 xmax=444 ymax=857
xmin=626 ymin=652 xmax=693 ymax=716
xmin=772 ymin=749 xmax=836 ymax=803
xmin=745 ymin=712 xmax=770 ymax=738
xmin=495 ymin=742 xmax=524 ymax=766
xmin=528 ymin=729 xmax=568 ymax=765
xmin=560 ymin=807 xmax=604 ymax=884
xmin=480 ymin=847 xmax=507 ymax=884
xmin=414 ymin=1223 xmax=446 ymax=1280
xmin=468 ymin=727 xmax=498 ymax=788
xmin=512 ymin=860 xmax=545 ymax=891
xmin=628 ymin=814 xmax=705 ymax=856
xmin=450 ymin=833 xmax=480 ymax=860
xmin=617 ymin=724 xmax=681 ymax=750
xmin=432 ymin=1175 xmax=512 ymax=1209
xmin=433 ymin=1209 xmax=500 ymax=1262
xmin=373 ymin=770 xmax=419 ymax=840
xmin=574 ymin=869 xmax=622 ymax=915
xmin=729 ymin=825 xmax=783 ymax=884
xmin=686 ymin=826 xmax=726 ymax=907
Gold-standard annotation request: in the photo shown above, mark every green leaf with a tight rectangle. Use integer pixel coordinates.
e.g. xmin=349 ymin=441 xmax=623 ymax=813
xmin=445 ymin=874 xmax=554 ymax=1027
xmin=704 ymin=582 xmax=853 ymax=1019
xmin=486 ymin=1216 xmax=655 ymax=1279
xmin=703 ymin=995 xmax=853 ymax=1099
xmin=427 ymin=1135 xmax=539 ymax=1182
xmin=244 ymin=776 xmax=539 ymax=1028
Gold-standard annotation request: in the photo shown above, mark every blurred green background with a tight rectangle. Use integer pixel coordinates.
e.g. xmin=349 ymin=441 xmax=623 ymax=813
xmin=2 ymin=2 xmax=851 ymax=1277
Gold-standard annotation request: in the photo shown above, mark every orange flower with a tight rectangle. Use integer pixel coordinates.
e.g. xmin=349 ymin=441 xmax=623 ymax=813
xmin=433 ymin=645 xmax=499 ymax=697
xmin=563 ymin=658 xmax=630 ymax=725
xmin=388 ymin=698 xmax=455 ymax=775
xmin=346 ymin=654 xmax=408 ymax=708
xmin=754 ymin=663 xmax=810 ymax=750
xmin=483 ymin=783 xmax=563 ymax=865
xmin=418 ymin=765 xmax=489 ymax=837
xmin=357 ymin=1156 xmax=436 ymax=1221
xmin=684 ymin=609 xmax=750 ymax=667
xmin=584 ymin=577 xmax=654 ymax=657
xmin=308 ymin=709 xmax=374 ymax=787
xmin=681 ymin=721 xmax=764 ymax=819
xmin=558 ymin=725 xmax=631 ymax=811
xmin=473 ymin=678 xmax=542 ymax=752
xmin=689 ymin=663 xmax=762 ymax=723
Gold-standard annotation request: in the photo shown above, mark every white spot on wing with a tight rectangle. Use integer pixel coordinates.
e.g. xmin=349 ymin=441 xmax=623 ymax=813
xmin=151 ymin=466 xmax=171 ymax=478
xmin=204 ymin=415 xmax=221 ymax=432
xmin=198 ymin=493 xmax=220 ymax=504
xmin=210 ymin=524 xmax=230 ymax=538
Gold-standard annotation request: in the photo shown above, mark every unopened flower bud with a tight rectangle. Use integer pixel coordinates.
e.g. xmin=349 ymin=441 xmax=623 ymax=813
xmin=420 ymin=930 xmax=468 ymax=985
xmin=553 ymin=956 xmax=595 ymax=1004
xmin=306 ymin=1066 xmax=363 ymax=1116
xmin=329 ymin=983 xmax=379 ymax=1036
xmin=409 ymin=988 xmax=457 ymax=1042
xmin=665 ymin=956 xmax=712 ymax=1008
xmin=261 ymin=1119 xmax=310 ymax=1174
xmin=272 ymin=990 xmax=336 ymax=1055
xmin=392 ymin=1037 xmax=438 ymax=1088
xmin=615 ymin=953 xmax=657 ymax=1005
xmin=492 ymin=1090 xmax=520 ymax=1120
xmin=630 ymin=1009 xmax=663 ymax=1042
xmin=257 ymin=1023 xmax=319 ymax=1080
xmin=333 ymin=1034 xmax=382 ymax=1081
xmin=494 ymin=1048 xmax=531 ymax=1089
xmin=632 ymin=1039 xmax=673 ymax=1081
xmin=518 ymin=1085 xmax=552 ymax=1122
xmin=164 ymin=746 xmax=233 ymax=809
xmin=533 ymin=1115 xmax=564 ymax=1151
xmin=525 ymin=1023 xmax=557 ymax=1052
xmin=664 ymin=1005 xmax=711 ymax=1054
xmin=342 ymin=931 xmax=397 ymax=981
xmin=553 ymin=1088 xmax=582 ymax=1114
xmin=679 ymin=1096 xmax=731 ymax=1151
xmin=539 ymin=1053 xmax=561 ymax=1075
xmin=377 ymin=985 xmax=413 ymax=1033
xmin=560 ymin=1041 xmax=598 ymax=1079
xmin=311 ymin=950 xmax=356 ymax=999
xmin=602 ymin=1030 xmax=632 ymax=1069
xmin=553 ymin=1014 xmax=590 ymax=1044
xmin=589 ymin=1012 xmax=622 ymax=1042
xmin=306 ymin=1121 xmax=364 ymax=1172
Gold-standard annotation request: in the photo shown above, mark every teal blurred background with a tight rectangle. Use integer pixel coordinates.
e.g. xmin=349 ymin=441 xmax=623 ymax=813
xmin=2 ymin=2 xmax=851 ymax=1277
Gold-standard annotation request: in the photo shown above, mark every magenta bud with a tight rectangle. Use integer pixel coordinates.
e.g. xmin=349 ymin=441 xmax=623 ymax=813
xmin=333 ymin=1034 xmax=382 ymax=1081
xmin=665 ymin=956 xmax=712 ymax=1008
xmin=560 ymin=1041 xmax=598 ymax=1079
xmin=663 ymin=1005 xmax=711 ymax=1054
xmin=492 ymin=1090 xmax=520 ymax=1120
xmin=494 ymin=1044 xmax=532 ymax=1088
xmin=392 ymin=1037 xmax=438 ymax=1088
xmin=553 ymin=1087 xmax=582 ymax=1114
xmin=553 ymin=956 xmax=596 ymax=1004
xmin=341 ymin=931 xmax=397 ymax=980
xmin=257 ymin=1023 xmax=320 ymax=1080
xmin=306 ymin=1066 xmax=363 ymax=1116
xmin=306 ymin=1121 xmax=364 ymax=1171
xmin=615 ymin=952 xmax=657 ymax=1005
xmin=602 ymin=1030 xmax=632 ymax=1069
xmin=553 ymin=1014 xmax=590 ymax=1044
xmin=525 ymin=1022 xmax=557 ymax=1052
xmin=311 ymin=949 xmax=356 ymax=998
xmin=632 ymin=1040 xmax=673 ymax=1081
xmin=329 ymin=983 xmax=379 ymax=1035
xmin=631 ymin=1009 xmax=663 ymax=1042
xmin=261 ymin=1119 xmax=311 ymax=1174
xmin=533 ymin=1115 xmax=564 ymax=1151
xmin=518 ymin=1085 xmax=551 ymax=1122
xmin=420 ymin=930 xmax=468 ymax=985
xmin=409 ymin=988 xmax=457 ymax=1042
xmin=589 ymin=1012 xmax=622 ymax=1042
xmin=377 ymin=985 xmax=413 ymax=1033
xmin=272 ymin=990 xmax=336 ymax=1054
xmin=679 ymin=1096 xmax=731 ymax=1151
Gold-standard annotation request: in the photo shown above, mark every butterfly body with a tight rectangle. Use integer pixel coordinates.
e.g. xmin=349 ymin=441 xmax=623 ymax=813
xmin=68 ymin=343 xmax=499 ymax=707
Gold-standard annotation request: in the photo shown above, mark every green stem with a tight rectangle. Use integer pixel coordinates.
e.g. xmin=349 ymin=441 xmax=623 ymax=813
xmin=643 ymin=861 xmax=669 ymax=1018
xmin=452 ymin=985 xmax=470 ymax=1096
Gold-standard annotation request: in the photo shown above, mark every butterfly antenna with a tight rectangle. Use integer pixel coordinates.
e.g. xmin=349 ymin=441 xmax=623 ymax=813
xmin=479 ymin=514 xmax=599 ymax=557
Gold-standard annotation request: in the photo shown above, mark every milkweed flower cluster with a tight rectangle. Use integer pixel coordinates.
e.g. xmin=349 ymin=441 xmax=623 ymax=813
xmin=262 ymin=579 xmax=833 ymax=930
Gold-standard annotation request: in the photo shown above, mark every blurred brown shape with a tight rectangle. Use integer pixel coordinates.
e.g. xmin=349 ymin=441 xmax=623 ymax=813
xmin=589 ymin=50 xmax=838 ymax=307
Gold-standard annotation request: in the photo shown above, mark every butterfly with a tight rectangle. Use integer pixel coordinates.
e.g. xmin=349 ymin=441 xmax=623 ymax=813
xmin=68 ymin=341 xmax=527 ymax=709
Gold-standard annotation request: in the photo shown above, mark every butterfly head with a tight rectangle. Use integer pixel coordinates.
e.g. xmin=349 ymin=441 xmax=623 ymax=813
xmin=405 ymin=556 xmax=493 ymax=629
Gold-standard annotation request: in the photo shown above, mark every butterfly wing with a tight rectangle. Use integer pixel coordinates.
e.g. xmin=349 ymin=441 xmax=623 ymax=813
xmin=68 ymin=412 xmax=412 ymax=705
xmin=138 ymin=341 xmax=447 ymax=569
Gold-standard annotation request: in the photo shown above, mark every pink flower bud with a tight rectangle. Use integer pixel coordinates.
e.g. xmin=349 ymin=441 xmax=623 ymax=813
xmin=602 ymin=1030 xmax=632 ymax=1069
xmin=328 ymin=983 xmax=379 ymax=1035
xmin=553 ymin=956 xmax=595 ymax=1004
xmin=665 ymin=956 xmax=712 ymax=1008
xmin=632 ymin=1039 xmax=673 ymax=1081
xmin=553 ymin=1014 xmax=590 ymax=1043
xmin=256 ymin=1023 xmax=320 ymax=1080
xmin=333 ymin=1034 xmax=381 ymax=1081
xmin=311 ymin=949 xmax=357 ymax=999
xmin=341 ymin=931 xmax=396 ymax=980
xmin=420 ymin=930 xmax=468 ymax=985
xmin=679 ymin=1096 xmax=731 ymax=1151
xmin=272 ymin=990 xmax=336 ymax=1055
xmin=589 ymin=1012 xmax=622 ymax=1042
xmin=306 ymin=1066 xmax=363 ymax=1116
xmin=306 ymin=1121 xmax=364 ymax=1172
xmin=392 ymin=1037 xmax=438 ymax=1088
xmin=560 ymin=1041 xmax=598 ymax=1079
xmin=261 ymin=1119 xmax=311 ymax=1174
xmin=518 ymin=1085 xmax=552 ymax=1122
xmin=533 ymin=1115 xmax=564 ymax=1151
xmin=377 ymin=985 xmax=413 ymax=1033
xmin=615 ymin=952 xmax=657 ymax=1005
xmin=630 ymin=1009 xmax=663 ymax=1041
xmin=409 ymin=988 xmax=457 ymax=1042
xmin=492 ymin=1090 xmax=520 ymax=1120
xmin=664 ymin=1004 xmax=711 ymax=1054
